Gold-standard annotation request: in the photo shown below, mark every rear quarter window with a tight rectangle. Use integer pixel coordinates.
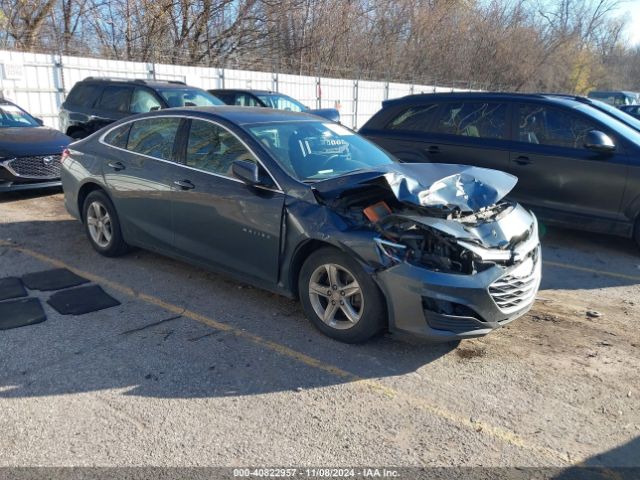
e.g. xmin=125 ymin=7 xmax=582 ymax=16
xmin=66 ymin=84 xmax=102 ymax=108
xmin=103 ymin=124 xmax=131 ymax=149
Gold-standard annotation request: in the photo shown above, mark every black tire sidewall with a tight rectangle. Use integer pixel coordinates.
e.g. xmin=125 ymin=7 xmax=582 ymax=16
xmin=82 ymin=190 xmax=128 ymax=257
xmin=298 ymin=247 xmax=386 ymax=343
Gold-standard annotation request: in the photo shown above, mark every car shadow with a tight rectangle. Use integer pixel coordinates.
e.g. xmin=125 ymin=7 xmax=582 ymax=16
xmin=0 ymin=218 xmax=460 ymax=400
xmin=0 ymin=186 xmax=62 ymax=204
xmin=539 ymin=225 xmax=640 ymax=290
xmin=553 ymin=436 xmax=640 ymax=479
xmin=0 ymin=217 xmax=637 ymax=401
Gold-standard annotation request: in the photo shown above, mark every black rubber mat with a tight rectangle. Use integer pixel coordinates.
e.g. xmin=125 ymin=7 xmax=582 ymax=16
xmin=0 ymin=277 xmax=28 ymax=301
xmin=0 ymin=297 xmax=47 ymax=330
xmin=47 ymin=285 xmax=120 ymax=315
xmin=21 ymin=268 xmax=89 ymax=291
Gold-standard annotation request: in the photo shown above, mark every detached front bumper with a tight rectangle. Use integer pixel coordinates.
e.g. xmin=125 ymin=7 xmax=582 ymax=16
xmin=375 ymin=247 xmax=541 ymax=342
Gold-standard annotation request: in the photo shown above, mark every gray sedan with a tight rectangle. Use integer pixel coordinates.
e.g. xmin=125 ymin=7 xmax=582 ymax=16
xmin=61 ymin=106 xmax=540 ymax=343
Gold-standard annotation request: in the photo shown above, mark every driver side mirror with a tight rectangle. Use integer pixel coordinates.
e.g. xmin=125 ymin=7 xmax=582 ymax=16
xmin=232 ymin=159 xmax=261 ymax=185
xmin=585 ymin=130 xmax=615 ymax=153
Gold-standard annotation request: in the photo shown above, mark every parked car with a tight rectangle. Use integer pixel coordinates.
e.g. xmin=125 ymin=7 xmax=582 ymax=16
xmin=61 ymin=106 xmax=540 ymax=343
xmin=587 ymin=90 xmax=639 ymax=106
xmin=620 ymin=105 xmax=640 ymax=120
xmin=59 ymin=77 xmax=225 ymax=139
xmin=209 ymin=89 xmax=340 ymax=122
xmin=0 ymin=99 xmax=70 ymax=192
xmin=360 ymin=92 xmax=640 ymax=249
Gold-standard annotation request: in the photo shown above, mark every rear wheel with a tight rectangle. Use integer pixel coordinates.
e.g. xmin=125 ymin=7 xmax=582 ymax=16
xmin=82 ymin=190 xmax=129 ymax=257
xmin=298 ymin=248 xmax=386 ymax=343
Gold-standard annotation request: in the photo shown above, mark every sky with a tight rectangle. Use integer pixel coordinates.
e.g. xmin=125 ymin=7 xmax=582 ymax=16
xmin=623 ymin=0 xmax=640 ymax=46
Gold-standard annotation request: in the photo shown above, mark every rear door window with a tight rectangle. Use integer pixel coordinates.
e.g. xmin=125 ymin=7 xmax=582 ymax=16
xmin=126 ymin=117 xmax=181 ymax=160
xmin=385 ymin=104 xmax=439 ymax=131
xmin=96 ymin=86 xmax=133 ymax=113
xmin=433 ymin=102 xmax=507 ymax=139
xmin=517 ymin=104 xmax=599 ymax=149
xmin=66 ymin=84 xmax=102 ymax=107
xmin=234 ymin=93 xmax=261 ymax=107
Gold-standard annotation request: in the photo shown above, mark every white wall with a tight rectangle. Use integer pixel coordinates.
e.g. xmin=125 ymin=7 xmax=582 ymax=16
xmin=0 ymin=50 xmax=466 ymax=130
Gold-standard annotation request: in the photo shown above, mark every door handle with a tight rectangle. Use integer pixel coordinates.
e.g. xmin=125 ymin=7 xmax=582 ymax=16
xmin=426 ymin=145 xmax=440 ymax=154
xmin=107 ymin=161 xmax=125 ymax=171
xmin=174 ymin=180 xmax=195 ymax=190
xmin=514 ymin=156 xmax=532 ymax=166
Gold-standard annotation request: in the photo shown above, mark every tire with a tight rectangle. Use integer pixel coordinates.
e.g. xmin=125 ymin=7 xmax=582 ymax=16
xmin=298 ymin=247 xmax=386 ymax=343
xmin=635 ymin=217 xmax=640 ymax=251
xmin=82 ymin=190 xmax=129 ymax=257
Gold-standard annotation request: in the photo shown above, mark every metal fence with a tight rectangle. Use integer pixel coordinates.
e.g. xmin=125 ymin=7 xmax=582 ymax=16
xmin=0 ymin=50 xmax=468 ymax=131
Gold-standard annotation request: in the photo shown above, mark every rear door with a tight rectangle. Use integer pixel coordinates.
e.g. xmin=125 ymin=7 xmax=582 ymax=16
xmin=424 ymin=101 xmax=511 ymax=171
xmin=92 ymin=85 xmax=134 ymax=127
xmin=365 ymin=101 xmax=510 ymax=171
xmin=167 ymin=118 xmax=285 ymax=283
xmin=101 ymin=117 xmax=180 ymax=252
xmin=509 ymin=102 xmax=628 ymax=227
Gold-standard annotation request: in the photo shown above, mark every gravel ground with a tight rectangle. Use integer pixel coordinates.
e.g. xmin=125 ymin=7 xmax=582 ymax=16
xmin=0 ymin=188 xmax=639 ymax=472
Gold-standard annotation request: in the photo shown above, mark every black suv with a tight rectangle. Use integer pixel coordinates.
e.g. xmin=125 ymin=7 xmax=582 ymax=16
xmin=360 ymin=92 xmax=640 ymax=248
xmin=59 ymin=77 xmax=224 ymax=139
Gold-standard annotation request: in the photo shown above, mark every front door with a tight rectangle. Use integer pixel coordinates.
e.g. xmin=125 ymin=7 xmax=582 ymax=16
xmin=168 ymin=118 xmax=284 ymax=284
xmin=509 ymin=102 xmax=628 ymax=229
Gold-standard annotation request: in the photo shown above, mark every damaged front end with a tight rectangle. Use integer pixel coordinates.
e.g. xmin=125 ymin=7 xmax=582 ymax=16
xmin=314 ymin=163 xmax=541 ymax=340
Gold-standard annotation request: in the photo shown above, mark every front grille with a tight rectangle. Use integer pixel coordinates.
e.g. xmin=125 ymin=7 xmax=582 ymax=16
xmin=7 ymin=155 xmax=61 ymax=179
xmin=489 ymin=254 xmax=540 ymax=313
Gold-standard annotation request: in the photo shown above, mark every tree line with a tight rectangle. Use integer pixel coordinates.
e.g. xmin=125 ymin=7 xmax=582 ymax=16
xmin=1 ymin=0 xmax=639 ymax=93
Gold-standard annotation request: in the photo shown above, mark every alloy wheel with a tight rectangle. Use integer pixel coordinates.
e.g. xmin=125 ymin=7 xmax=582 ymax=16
xmin=308 ymin=263 xmax=364 ymax=330
xmin=86 ymin=201 xmax=113 ymax=248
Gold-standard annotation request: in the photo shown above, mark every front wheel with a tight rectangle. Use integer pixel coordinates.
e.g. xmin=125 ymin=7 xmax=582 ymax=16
xmin=82 ymin=190 xmax=129 ymax=257
xmin=298 ymin=248 xmax=386 ymax=343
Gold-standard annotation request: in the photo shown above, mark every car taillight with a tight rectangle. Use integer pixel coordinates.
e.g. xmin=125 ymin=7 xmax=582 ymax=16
xmin=61 ymin=148 xmax=70 ymax=164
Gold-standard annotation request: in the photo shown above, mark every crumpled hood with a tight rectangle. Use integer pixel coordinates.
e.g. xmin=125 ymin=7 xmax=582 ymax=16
xmin=313 ymin=163 xmax=517 ymax=212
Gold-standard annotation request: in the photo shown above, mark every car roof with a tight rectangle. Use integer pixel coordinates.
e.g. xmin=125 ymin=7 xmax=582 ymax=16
xmin=142 ymin=105 xmax=321 ymax=124
xmin=210 ymin=89 xmax=278 ymax=95
xmin=77 ymin=77 xmax=194 ymax=89
xmin=382 ymin=91 xmax=588 ymax=108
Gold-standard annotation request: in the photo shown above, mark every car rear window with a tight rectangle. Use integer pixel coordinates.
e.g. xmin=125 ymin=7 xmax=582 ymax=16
xmin=385 ymin=104 xmax=439 ymax=131
xmin=66 ymin=83 xmax=102 ymax=107
xmin=433 ymin=102 xmax=507 ymax=139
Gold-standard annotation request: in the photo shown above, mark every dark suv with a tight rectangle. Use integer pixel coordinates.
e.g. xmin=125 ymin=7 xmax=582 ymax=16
xmin=59 ymin=77 xmax=224 ymax=139
xmin=360 ymin=92 xmax=640 ymax=248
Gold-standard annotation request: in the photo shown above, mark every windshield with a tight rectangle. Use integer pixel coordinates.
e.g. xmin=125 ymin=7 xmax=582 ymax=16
xmin=256 ymin=93 xmax=307 ymax=112
xmin=157 ymin=88 xmax=224 ymax=108
xmin=588 ymin=99 xmax=640 ymax=132
xmin=247 ymin=121 xmax=395 ymax=181
xmin=0 ymin=104 xmax=40 ymax=128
